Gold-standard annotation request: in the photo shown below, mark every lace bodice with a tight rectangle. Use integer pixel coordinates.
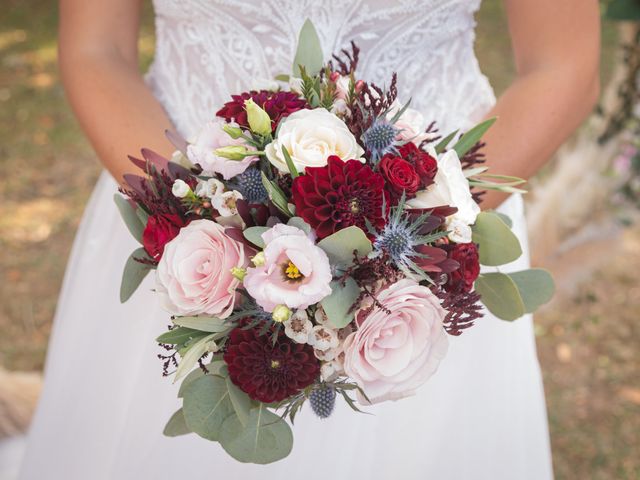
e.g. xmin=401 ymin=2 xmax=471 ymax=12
xmin=147 ymin=0 xmax=496 ymax=139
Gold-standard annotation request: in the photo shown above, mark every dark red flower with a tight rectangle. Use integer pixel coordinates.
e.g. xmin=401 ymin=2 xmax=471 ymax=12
xmin=224 ymin=325 xmax=320 ymax=403
xmin=445 ymin=243 xmax=480 ymax=293
xmin=216 ymin=90 xmax=308 ymax=132
xmin=142 ymin=214 xmax=186 ymax=260
xmin=291 ymin=156 xmax=389 ymax=239
xmin=379 ymin=155 xmax=421 ymax=202
xmin=397 ymin=142 xmax=438 ymax=188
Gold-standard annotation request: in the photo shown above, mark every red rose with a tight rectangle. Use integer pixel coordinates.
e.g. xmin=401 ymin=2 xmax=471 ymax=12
xmin=142 ymin=214 xmax=186 ymax=261
xmin=398 ymin=142 xmax=438 ymax=187
xmin=379 ymin=155 xmax=421 ymax=202
xmin=446 ymin=243 xmax=480 ymax=293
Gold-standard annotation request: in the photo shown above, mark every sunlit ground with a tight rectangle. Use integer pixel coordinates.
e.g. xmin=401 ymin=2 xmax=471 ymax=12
xmin=0 ymin=1 xmax=637 ymax=478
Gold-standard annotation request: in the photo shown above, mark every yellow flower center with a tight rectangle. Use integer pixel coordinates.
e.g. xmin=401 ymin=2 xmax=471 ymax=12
xmin=270 ymin=359 xmax=281 ymax=369
xmin=349 ymin=198 xmax=360 ymax=214
xmin=282 ymin=260 xmax=304 ymax=282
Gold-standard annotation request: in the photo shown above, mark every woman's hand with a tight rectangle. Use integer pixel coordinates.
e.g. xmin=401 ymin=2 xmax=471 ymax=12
xmin=480 ymin=0 xmax=601 ymax=209
xmin=59 ymin=0 xmax=175 ymax=184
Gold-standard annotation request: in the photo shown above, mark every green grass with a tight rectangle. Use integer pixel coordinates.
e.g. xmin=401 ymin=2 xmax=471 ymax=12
xmin=0 ymin=1 xmax=637 ymax=478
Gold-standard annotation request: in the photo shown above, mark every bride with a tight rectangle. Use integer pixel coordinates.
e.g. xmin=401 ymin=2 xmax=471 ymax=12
xmin=19 ymin=1 xmax=599 ymax=478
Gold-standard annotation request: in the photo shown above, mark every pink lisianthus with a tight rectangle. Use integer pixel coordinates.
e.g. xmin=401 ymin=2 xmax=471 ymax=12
xmin=342 ymin=279 xmax=449 ymax=404
xmin=156 ymin=219 xmax=249 ymax=317
xmin=186 ymin=119 xmax=256 ymax=180
xmin=243 ymin=224 xmax=332 ymax=312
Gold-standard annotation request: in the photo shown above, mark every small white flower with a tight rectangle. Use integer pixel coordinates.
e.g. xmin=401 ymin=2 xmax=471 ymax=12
xmin=212 ymin=190 xmax=243 ymax=217
xmin=314 ymin=347 xmax=338 ymax=362
xmin=308 ymin=325 xmax=339 ymax=352
xmin=446 ymin=217 xmax=473 ymax=243
xmin=195 ymin=178 xmax=225 ymax=199
xmin=320 ymin=360 xmax=342 ymax=382
xmin=171 ymin=179 xmax=191 ymax=198
xmin=314 ymin=306 xmax=330 ymax=326
xmin=283 ymin=310 xmax=313 ymax=344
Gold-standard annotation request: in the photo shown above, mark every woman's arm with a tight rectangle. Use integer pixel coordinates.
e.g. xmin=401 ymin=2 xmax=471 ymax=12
xmin=59 ymin=0 xmax=174 ymax=184
xmin=479 ymin=0 xmax=601 ymax=209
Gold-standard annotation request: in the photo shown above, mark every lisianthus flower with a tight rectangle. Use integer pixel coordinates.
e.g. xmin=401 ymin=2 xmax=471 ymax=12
xmin=342 ymin=279 xmax=449 ymax=404
xmin=243 ymin=224 xmax=332 ymax=312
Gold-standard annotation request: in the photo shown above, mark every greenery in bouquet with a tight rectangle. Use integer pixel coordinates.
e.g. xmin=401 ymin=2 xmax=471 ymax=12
xmin=113 ymin=20 xmax=554 ymax=464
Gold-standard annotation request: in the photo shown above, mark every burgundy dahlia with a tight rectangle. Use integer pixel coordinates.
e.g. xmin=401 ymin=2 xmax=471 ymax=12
xmin=142 ymin=213 xmax=187 ymax=260
xmin=445 ymin=242 xmax=481 ymax=293
xmin=224 ymin=325 xmax=320 ymax=403
xmin=291 ymin=156 xmax=389 ymax=239
xmin=216 ymin=90 xmax=308 ymax=133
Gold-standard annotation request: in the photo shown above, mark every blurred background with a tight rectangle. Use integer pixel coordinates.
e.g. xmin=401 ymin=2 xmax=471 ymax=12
xmin=0 ymin=1 xmax=639 ymax=478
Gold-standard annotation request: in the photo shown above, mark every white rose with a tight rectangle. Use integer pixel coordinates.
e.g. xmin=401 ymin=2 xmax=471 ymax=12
xmin=446 ymin=217 xmax=473 ymax=243
xmin=407 ymin=149 xmax=480 ymax=225
xmin=171 ymin=179 xmax=191 ymax=198
xmin=387 ymin=100 xmax=427 ymax=144
xmin=265 ymin=109 xmax=365 ymax=173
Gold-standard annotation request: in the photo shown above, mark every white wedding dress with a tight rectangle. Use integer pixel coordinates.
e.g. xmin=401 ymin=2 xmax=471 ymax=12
xmin=18 ymin=1 xmax=553 ymax=478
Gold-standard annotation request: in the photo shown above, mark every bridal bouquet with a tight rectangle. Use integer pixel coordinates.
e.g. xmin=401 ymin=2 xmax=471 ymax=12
xmin=115 ymin=21 xmax=554 ymax=464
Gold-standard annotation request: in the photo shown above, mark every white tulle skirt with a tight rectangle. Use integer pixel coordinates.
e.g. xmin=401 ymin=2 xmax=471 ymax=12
xmin=18 ymin=171 xmax=553 ymax=480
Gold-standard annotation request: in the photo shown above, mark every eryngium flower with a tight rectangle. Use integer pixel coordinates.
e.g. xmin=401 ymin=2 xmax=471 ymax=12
xmin=224 ymin=325 xmax=320 ymax=403
xmin=362 ymin=118 xmax=399 ymax=162
xmin=229 ymin=167 xmax=268 ymax=203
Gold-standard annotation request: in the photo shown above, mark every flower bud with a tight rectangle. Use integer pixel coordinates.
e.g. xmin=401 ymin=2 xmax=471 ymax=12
xmin=222 ymin=124 xmax=244 ymax=139
xmin=272 ymin=304 xmax=292 ymax=323
xmin=214 ymin=145 xmax=251 ymax=161
xmin=244 ymin=99 xmax=272 ymax=136
xmin=251 ymin=251 xmax=266 ymax=267
xmin=230 ymin=267 xmax=247 ymax=281
xmin=171 ymin=179 xmax=191 ymax=198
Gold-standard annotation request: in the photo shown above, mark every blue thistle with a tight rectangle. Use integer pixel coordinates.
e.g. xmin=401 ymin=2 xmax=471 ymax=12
xmin=309 ymin=385 xmax=336 ymax=419
xmin=371 ymin=194 xmax=447 ymax=279
xmin=362 ymin=119 xmax=399 ymax=163
xmin=230 ymin=167 xmax=268 ymax=203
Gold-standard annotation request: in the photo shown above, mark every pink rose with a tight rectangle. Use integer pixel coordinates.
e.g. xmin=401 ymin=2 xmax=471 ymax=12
xmin=243 ymin=224 xmax=332 ymax=312
xmin=186 ymin=120 xmax=256 ymax=179
xmin=342 ymin=279 xmax=449 ymax=404
xmin=156 ymin=219 xmax=249 ymax=317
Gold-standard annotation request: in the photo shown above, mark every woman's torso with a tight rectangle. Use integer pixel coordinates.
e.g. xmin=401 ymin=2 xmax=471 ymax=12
xmin=147 ymin=0 xmax=495 ymax=138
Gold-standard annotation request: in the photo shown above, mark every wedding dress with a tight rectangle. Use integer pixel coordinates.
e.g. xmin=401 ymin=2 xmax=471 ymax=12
xmin=19 ymin=1 xmax=553 ymax=478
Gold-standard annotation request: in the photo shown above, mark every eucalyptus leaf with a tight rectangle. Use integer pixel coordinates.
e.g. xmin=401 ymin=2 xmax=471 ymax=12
xmin=219 ymin=404 xmax=293 ymax=464
xmin=320 ymin=277 xmax=360 ymax=328
xmin=173 ymin=315 xmax=232 ymax=333
xmin=435 ymin=129 xmax=459 ymax=154
xmin=492 ymin=211 xmax=513 ymax=228
xmin=183 ymin=374 xmax=234 ymax=441
xmin=156 ymin=326 xmax=210 ymax=345
xmin=120 ymin=247 xmax=151 ymax=303
xmin=507 ymin=269 xmax=555 ymax=313
xmin=178 ymin=368 xmax=205 ymax=398
xmin=317 ymin=226 xmax=372 ymax=267
xmin=475 ymin=272 xmax=525 ymax=321
xmin=174 ymin=334 xmax=216 ymax=382
xmin=163 ymin=409 xmax=192 ymax=437
xmin=471 ymin=212 xmax=522 ymax=266
xmin=452 ymin=117 xmax=496 ymax=157
xmin=226 ymin=376 xmax=252 ymax=427
xmin=136 ymin=206 xmax=150 ymax=225
xmin=243 ymin=226 xmax=269 ymax=249
xmin=287 ymin=217 xmax=312 ymax=235
xmin=113 ymin=194 xmax=145 ymax=243
xmin=292 ymin=19 xmax=323 ymax=77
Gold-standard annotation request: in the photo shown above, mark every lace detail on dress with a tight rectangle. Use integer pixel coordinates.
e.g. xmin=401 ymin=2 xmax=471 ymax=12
xmin=147 ymin=0 xmax=496 ymax=139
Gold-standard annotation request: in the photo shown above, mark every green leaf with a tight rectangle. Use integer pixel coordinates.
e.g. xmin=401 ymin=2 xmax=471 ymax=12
xmin=475 ymin=272 xmax=526 ymax=321
xmin=120 ymin=247 xmax=152 ymax=303
xmin=136 ymin=206 xmax=150 ymax=225
xmin=435 ymin=129 xmax=459 ymax=154
xmin=507 ymin=269 xmax=555 ymax=313
xmin=163 ymin=409 xmax=192 ymax=437
xmin=493 ymin=211 xmax=513 ymax=228
xmin=219 ymin=404 xmax=293 ymax=464
xmin=281 ymin=146 xmax=299 ymax=179
xmin=226 ymin=376 xmax=252 ymax=427
xmin=320 ymin=277 xmax=360 ymax=328
xmin=292 ymin=19 xmax=323 ymax=77
xmin=274 ymin=74 xmax=290 ymax=82
xmin=261 ymin=172 xmax=293 ymax=217
xmin=317 ymin=226 xmax=373 ymax=267
xmin=287 ymin=217 xmax=312 ymax=235
xmin=471 ymin=212 xmax=522 ymax=266
xmin=178 ymin=368 xmax=205 ymax=398
xmin=174 ymin=334 xmax=216 ymax=382
xmin=243 ymin=226 xmax=269 ymax=249
xmin=452 ymin=118 xmax=497 ymax=157
xmin=156 ymin=326 xmax=210 ymax=345
xmin=173 ymin=315 xmax=232 ymax=333
xmin=114 ymin=194 xmax=145 ymax=243
xmin=183 ymin=374 xmax=234 ymax=441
